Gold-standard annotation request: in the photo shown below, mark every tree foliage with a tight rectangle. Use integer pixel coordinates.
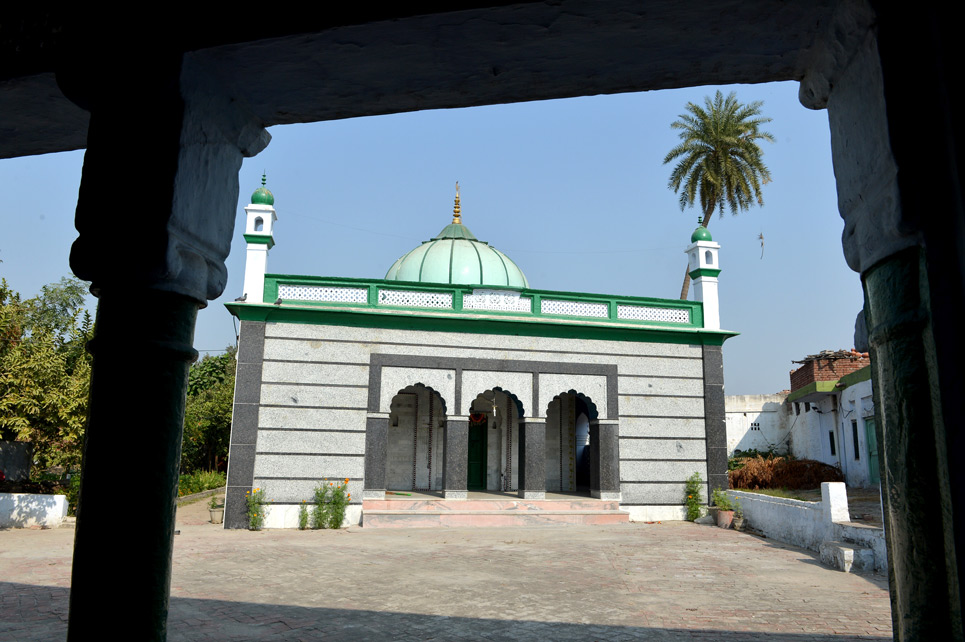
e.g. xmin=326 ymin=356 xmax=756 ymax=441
xmin=664 ymin=91 xmax=775 ymax=298
xmin=181 ymin=348 xmax=236 ymax=473
xmin=0 ymin=277 xmax=93 ymax=472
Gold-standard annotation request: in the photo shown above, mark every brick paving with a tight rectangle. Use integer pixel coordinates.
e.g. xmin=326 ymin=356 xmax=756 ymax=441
xmin=0 ymin=501 xmax=893 ymax=641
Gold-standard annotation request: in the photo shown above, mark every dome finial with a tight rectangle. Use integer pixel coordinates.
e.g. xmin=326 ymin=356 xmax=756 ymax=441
xmin=452 ymin=181 xmax=462 ymax=224
xmin=251 ymin=172 xmax=275 ymax=206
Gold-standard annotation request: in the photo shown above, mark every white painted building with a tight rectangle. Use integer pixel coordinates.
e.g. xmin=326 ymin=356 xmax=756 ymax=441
xmin=224 ymin=182 xmax=738 ymax=527
xmin=725 ymin=394 xmax=789 ymax=455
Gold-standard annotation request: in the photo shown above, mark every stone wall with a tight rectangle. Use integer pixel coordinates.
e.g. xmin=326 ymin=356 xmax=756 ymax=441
xmin=241 ymin=321 xmax=714 ymax=526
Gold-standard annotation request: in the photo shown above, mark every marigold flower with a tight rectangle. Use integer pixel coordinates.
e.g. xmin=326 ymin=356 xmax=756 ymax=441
xmin=688 ymin=495 xmax=693 ymax=499
xmin=345 ymin=478 xmax=350 ymax=483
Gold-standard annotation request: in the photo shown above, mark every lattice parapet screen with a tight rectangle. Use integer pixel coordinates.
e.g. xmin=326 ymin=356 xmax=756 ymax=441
xmin=617 ymin=304 xmax=690 ymax=324
xmin=463 ymin=290 xmax=532 ymax=313
xmin=278 ymin=285 xmax=368 ymax=303
xmin=540 ymin=299 xmax=608 ymax=318
xmin=378 ymin=289 xmax=454 ymax=309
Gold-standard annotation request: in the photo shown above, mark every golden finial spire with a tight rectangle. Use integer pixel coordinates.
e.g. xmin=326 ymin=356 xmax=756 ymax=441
xmin=452 ymin=181 xmax=462 ymax=224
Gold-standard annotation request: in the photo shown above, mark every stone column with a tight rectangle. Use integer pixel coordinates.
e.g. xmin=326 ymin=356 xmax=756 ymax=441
xmin=362 ymin=414 xmax=389 ymax=500
xmin=592 ymin=420 xmax=621 ymax=500
xmin=801 ymin=4 xmax=964 ymax=637
xmin=517 ymin=419 xmax=546 ymax=500
xmin=60 ymin=50 xmax=268 ymax=639
xmin=224 ymin=321 xmax=265 ymax=529
xmin=702 ymin=346 xmax=728 ymax=496
xmin=443 ymin=418 xmax=468 ymax=499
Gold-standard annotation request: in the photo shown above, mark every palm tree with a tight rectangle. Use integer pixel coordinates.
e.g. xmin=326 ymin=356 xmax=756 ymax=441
xmin=664 ymin=91 xmax=774 ymax=299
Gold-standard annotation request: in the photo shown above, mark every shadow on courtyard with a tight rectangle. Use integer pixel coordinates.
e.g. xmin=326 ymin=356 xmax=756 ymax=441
xmin=0 ymin=581 xmax=891 ymax=642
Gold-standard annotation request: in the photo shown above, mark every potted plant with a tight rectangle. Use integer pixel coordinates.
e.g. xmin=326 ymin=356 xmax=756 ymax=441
xmin=711 ymin=487 xmax=735 ymax=529
xmin=732 ymin=499 xmax=745 ymax=531
xmin=208 ymin=495 xmax=224 ymax=524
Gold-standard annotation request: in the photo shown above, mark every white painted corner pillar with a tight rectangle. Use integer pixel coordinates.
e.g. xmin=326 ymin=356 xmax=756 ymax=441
xmin=685 ymin=233 xmax=721 ymax=330
xmin=242 ymin=199 xmax=276 ymax=304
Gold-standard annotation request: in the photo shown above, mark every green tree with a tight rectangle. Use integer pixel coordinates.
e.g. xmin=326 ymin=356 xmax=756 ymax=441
xmin=0 ymin=277 xmax=93 ymax=472
xmin=664 ymin=91 xmax=775 ymax=299
xmin=181 ymin=348 xmax=236 ymax=473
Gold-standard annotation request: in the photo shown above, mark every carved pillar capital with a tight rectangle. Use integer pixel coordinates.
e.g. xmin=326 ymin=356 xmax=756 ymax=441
xmin=69 ymin=54 xmax=270 ymax=304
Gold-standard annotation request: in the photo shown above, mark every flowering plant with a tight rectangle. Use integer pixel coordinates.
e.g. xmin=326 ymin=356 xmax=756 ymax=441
xmin=311 ymin=478 xmax=351 ymax=529
xmin=684 ymin=472 xmax=704 ymax=521
xmin=246 ymin=487 xmax=267 ymax=530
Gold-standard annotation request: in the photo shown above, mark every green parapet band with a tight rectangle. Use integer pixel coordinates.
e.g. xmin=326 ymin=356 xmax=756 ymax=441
xmin=786 ymin=380 xmax=839 ymax=403
xmin=689 ymin=268 xmax=722 ymax=279
xmin=244 ymin=234 xmax=275 ymax=249
xmin=226 ymin=301 xmax=738 ymax=346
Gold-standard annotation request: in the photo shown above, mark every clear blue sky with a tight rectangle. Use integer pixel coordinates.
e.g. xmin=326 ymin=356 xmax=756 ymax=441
xmin=0 ymin=80 xmax=862 ymax=395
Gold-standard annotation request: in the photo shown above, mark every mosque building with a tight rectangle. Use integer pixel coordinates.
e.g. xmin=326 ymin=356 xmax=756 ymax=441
xmin=223 ymin=179 xmax=735 ymax=528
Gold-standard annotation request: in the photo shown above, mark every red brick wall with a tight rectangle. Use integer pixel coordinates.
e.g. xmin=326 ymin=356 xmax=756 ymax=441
xmin=789 ymin=357 xmax=871 ymax=392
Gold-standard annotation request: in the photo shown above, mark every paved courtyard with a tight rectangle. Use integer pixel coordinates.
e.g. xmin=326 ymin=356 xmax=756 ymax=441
xmin=1 ymin=500 xmax=892 ymax=641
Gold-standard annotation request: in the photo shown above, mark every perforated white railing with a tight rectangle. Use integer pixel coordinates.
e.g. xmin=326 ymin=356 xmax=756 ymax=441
xmin=463 ymin=290 xmax=532 ymax=312
xmin=378 ymin=289 xmax=454 ymax=309
xmin=540 ymin=299 xmax=608 ymax=318
xmin=617 ymin=304 xmax=690 ymax=324
xmin=278 ymin=285 xmax=368 ymax=303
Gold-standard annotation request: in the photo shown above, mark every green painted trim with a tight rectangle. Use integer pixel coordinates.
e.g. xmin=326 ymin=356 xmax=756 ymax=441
xmin=689 ymin=268 xmax=721 ymax=279
xmin=244 ymin=234 xmax=275 ymax=249
xmin=786 ymin=380 xmax=839 ymax=403
xmin=838 ymin=365 xmax=872 ymax=388
xmin=225 ymin=302 xmax=738 ymax=346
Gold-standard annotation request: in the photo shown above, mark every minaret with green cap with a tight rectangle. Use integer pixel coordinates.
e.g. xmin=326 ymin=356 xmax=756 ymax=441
xmin=242 ymin=174 xmax=277 ymax=304
xmin=684 ymin=218 xmax=721 ymax=330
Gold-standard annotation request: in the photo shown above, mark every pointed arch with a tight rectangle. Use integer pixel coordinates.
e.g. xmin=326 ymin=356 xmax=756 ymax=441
xmin=387 ymin=383 xmax=448 ymax=492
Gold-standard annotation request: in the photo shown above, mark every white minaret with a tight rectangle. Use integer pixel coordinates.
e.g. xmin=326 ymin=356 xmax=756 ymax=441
xmin=685 ymin=224 xmax=721 ymax=330
xmin=242 ymin=174 xmax=277 ymax=304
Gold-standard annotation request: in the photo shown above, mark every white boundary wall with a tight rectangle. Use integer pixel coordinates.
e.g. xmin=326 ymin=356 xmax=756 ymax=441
xmin=0 ymin=493 xmax=67 ymax=528
xmin=728 ymin=482 xmax=887 ymax=573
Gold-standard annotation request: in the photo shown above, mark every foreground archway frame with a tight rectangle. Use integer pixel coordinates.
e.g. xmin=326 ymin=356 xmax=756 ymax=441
xmin=2 ymin=2 xmax=960 ymax=639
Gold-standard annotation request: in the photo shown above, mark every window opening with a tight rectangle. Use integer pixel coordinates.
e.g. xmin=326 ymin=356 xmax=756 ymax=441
xmin=829 ymin=431 xmax=837 ymax=457
xmin=852 ymin=420 xmax=860 ymax=460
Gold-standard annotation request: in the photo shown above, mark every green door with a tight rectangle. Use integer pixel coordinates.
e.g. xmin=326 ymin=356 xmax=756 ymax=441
xmin=865 ymin=418 xmax=880 ymax=484
xmin=467 ymin=420 xmax=488 ymax=490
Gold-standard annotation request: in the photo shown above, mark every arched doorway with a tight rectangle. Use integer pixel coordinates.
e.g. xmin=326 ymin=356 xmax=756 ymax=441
xmin=467 ymin=389 xmax=522 ymax=492
xmin=546 ymin=391 xmax=598 ymax=493
xmin=387 ymin=384 xmax=447 ymax=492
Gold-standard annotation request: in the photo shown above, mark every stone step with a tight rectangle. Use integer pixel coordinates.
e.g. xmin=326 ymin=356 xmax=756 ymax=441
xmin=364 ymin=499 xmax=622 ymax=512
xmin=362 ymin=509 xmax=630 ymax=528
xmin=819 ymin=540 xmax=875 ymax=573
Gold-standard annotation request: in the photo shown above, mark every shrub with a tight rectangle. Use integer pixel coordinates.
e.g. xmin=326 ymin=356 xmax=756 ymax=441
xmin=684 ymin=471 xmax=703 ymax=521
xmin=66 ymin=471 xmax=81 ymax=516
xmin=312 ymin=483 xmax=330 ymax=529
xmin=728 ymin=455 xmax=845 ymax=490
xmin=327 ymin=479 xmax=351 ymax=529
xmin=298 ymin=501 xmax=309 ymax=530
xmin=311 ymin=478 xmax=352 ymax=529
xmin=178 ymin=470 xmax=226 ymax=497
xmin=245 ymin=487 xmax=267 ymax=530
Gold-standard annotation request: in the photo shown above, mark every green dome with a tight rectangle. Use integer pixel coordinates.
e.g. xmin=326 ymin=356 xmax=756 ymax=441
xmin=691 ymin=225 xmax=713 ymax=242
xmin=385 ymin=220 xmax=529 ymax=288
xmin=251 ymin=187 xmax=274 ymax=206
xmin=251 ymin=174 xmax=274 ymax=205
